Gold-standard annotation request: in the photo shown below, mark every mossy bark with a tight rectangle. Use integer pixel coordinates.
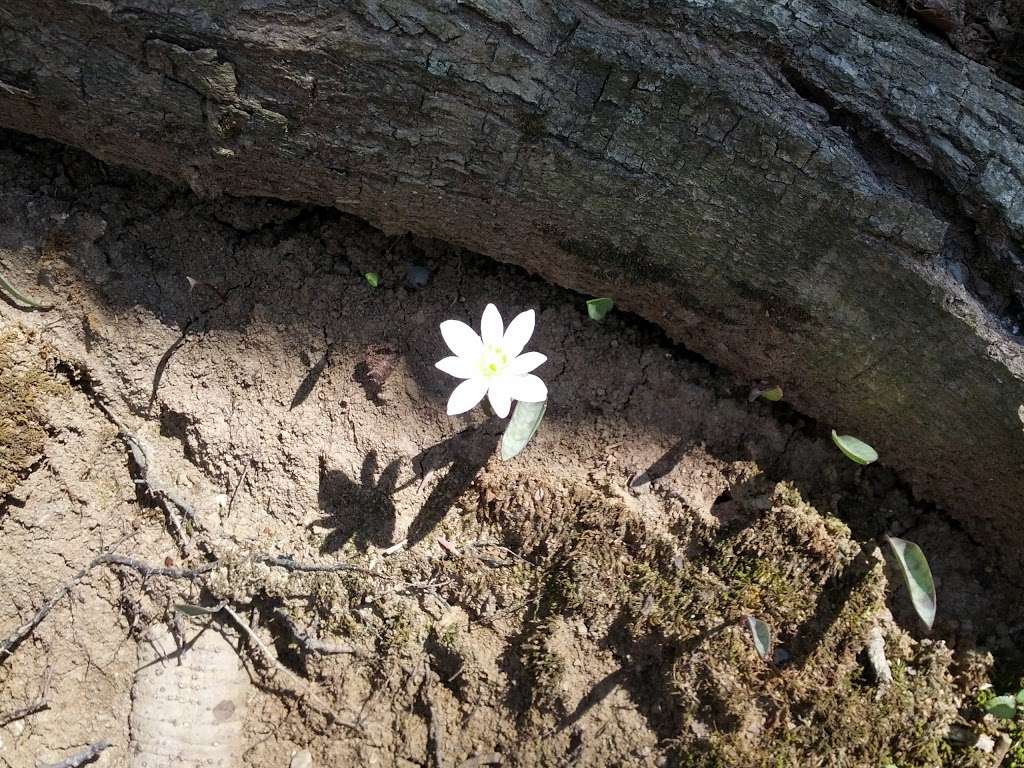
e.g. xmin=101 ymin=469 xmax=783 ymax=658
xmin=0 ymin=1 xmax=1022 ymax=561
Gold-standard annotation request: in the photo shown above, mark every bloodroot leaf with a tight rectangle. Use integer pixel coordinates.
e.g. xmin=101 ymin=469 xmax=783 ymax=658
xmin=745 ymin=615 xmax=772 ymax=660
xmin=174 ymin=603 xmax=223 ymax=617
xmin=586 ymin=297 xmax=614 ymax=321
xmin=831 ymin=430 xmax=878 ymax=465
xmin=886 ymin=536 xmax=937 ymax=630
xmin=985 ymin=695 xmax=1017 ymax=720
xmin=0 ymin=270 xmax=51 ymax=309
xmin=500 ymin=399 xmax=546 ymax=460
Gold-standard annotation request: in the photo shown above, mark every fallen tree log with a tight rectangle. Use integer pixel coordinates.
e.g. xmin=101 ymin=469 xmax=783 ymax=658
xmin=1 ymin=1 xmax=1022 ymax=561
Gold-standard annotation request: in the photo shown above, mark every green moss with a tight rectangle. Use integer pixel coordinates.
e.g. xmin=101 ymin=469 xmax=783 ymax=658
xmin=456 ymin=466 xmax=980 ymax=766
xmin=518 ymin=617 xmax=565 ymax=711
xmin=376 ymin=603 xmax=418 ymax=661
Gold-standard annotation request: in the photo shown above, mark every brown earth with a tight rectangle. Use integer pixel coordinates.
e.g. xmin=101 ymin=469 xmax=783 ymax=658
xmin=869 ymin=0 xmax=1024 ymax=88
xmin=1 ymin=131 xmax=1022 ymax=767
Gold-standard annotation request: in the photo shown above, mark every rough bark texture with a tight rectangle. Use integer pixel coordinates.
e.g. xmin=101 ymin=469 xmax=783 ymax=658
xmin=0 ymin=1 xmax=1022 ymax=559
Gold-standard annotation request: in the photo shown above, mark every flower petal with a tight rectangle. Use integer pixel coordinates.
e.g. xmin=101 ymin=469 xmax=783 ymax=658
xmin=480 ymin=303 xmax=504 ymax=347
xmin=440 ymin=320 xmax=483 ymax=360
xmin=446 ymin=377 xmax=488 ymax=415
xmin=508 ymin=373 xmax=547 ymax=403
xmin=487 ymin=377 xmax=512 ymax=418
xmin=435 ymin=356 xmax=477 ymax=379
xmin=507 ymin=351 xmax=547 ymax=376
xmin=502 ymin=309 xmax=535 ymax=358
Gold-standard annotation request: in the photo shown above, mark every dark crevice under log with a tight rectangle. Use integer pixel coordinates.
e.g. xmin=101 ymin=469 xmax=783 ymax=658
xmin=0 ymin=0 xmax=1022 ymax=562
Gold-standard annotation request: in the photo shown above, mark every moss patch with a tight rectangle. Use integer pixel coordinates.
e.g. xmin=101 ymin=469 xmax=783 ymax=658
xmin=0 ymin=326 xmax=58 ymax=497
xmin=443 ymin=466 xmax=988 ymax=768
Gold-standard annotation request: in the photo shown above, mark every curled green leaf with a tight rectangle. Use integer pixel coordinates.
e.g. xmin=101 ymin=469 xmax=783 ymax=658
xmin=500 ymin=399 xmax=546 ymax=460
xmin=0 ymin=270 xmax=51 ymax=309
xmin=985 ymin=695 xmax=1017 ymax=720
xmin=886 ymin=536 xmax=936 ymax=630
xmin=831 ymin=430 xmax=878 ymax=465
xmin=745 ymin=615 xmax=772 ymax=660
xmin=586 ymin=297 xmax=614 ymax=321
xmin=364 ymin=272 xmax=381 ymax=288
xmin=760 ymin=386 xmax=783 ymax=402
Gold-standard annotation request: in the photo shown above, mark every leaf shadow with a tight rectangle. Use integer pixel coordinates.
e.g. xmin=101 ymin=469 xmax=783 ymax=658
xmin=403 ymin=422 xmax=500 ymax=549
xmin=290 ymin=350 xmax=329 ymax=410
xmin=629 ymin=437 xmax=692 ymax=489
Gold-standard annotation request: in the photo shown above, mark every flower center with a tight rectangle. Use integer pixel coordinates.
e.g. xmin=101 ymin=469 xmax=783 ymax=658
xmin=478 ymin=344 xmax=509 ymax=378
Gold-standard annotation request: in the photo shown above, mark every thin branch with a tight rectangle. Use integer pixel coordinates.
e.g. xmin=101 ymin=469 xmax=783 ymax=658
xmin=1 ymin=550 xmax=386 ymax=664
xmin=96 ymin=553 xmax=220 ymax=579
xmin=219 ymin=605 xmax=361 ymax=731
xmin=91 ymin=398 xmax=207 ymax=556
xmin=272 ymin=608 xmax=363 ymax=656
xmin=0 ymin=699 xmax=49 ymax=727
xmin=260 ymin=555 xmax=382 ymax=578
xmin=121 ymin=430 xmax=197 ymax=556
xmin=39 ymin=739 xmax=112 ymax=768
xmin=226 ymin=462 xmax=250 ymax=517
xmin=0 ymin=557 xmax=99 ymax=661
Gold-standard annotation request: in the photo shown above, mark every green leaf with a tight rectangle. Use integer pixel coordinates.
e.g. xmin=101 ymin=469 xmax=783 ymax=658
xmin=985 ymin=695 xmax=1017 ymax=720
xmin=364 ymin=272 xmax=380 ymax=288
xmin=586 ymin=297 xmax=614 ymax=321
xmin=0 ymin=270 xmax=51 ymax=309
xmin=1015 ymin=689 xmax=1024 ymax=705
xmin=760 ymin=386 xmax=783 ymax=402
xmin=174 ymin=603 xmax=223 ymax=617
xmin=500 ymin=399 xmax=546 ymax=460
xmin=886 ymin=536 xmax=936 ymax=630
xmin=745 ymin=615 xmax=772 ymax=660
xmin=831 ymin=430 xmax=878 ymax=465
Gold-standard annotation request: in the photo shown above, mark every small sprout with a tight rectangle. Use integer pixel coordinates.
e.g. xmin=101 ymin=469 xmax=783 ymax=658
xmin=500 ymin=399 xmax=547 ymax=460
xmin=0 ymin=270 xmax=52 ymax=309
xmin=586 ymin=297 xmax=614 ymax=321
xmin=760 ymin=385 xmax=784 ymax=402
xmin=886 ymin=536 xmax=936 ymax=630
xmin=831 ymin=430 xmax=878 ymax=465
xmin=745 ymin=615 xmax=772 ymax=660
xmin=435 ymin=303 xmax=547 ymax=417
xmin=364 ymin=271 xmax=381 ymax=288
xmin=985 ymin=695 xmax=1017 ymax=720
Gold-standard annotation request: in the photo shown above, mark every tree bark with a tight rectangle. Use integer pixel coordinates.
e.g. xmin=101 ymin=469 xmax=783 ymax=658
xmin=1 ymin=1 xmax=1022 ymax=560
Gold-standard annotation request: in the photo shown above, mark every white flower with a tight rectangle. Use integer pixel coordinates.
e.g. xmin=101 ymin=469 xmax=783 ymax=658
xmin=436 ymin=303 xmax=548 ymax=418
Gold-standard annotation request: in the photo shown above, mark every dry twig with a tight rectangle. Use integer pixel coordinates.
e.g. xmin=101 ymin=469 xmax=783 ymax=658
xmin=39 ymin=739 xmax=112 ymax=768
xmin=1 ymin=558 xmax=99 ymax=661
xmin=219 ymin=605 xmax=361 ymax=731
xmin=272 ymin=608 xmax=363 ymax=656
xmin=0 ymin=699 xmax=49 ymax=727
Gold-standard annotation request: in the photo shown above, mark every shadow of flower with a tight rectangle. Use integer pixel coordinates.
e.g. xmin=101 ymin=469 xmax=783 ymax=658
xmin=311 ymin=450 xmax=400 ymax=552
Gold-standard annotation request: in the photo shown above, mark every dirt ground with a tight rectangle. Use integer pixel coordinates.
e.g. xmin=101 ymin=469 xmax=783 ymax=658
xmin=869 ymin=0 xmax=1024 ymax=88
xmin=1 ymin=129 xmax=1023 ymax=767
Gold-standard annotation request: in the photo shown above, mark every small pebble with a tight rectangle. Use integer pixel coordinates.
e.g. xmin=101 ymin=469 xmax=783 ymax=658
xmin=290 ymin=749 xmax=313 ymax=768
xmin=405 ymin=264 xmax=431 ymax=288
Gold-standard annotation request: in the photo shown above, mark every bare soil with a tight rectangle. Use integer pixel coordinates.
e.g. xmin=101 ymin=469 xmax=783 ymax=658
xmin=869 ymin=0 xmax=1024 ymax=88
xmin=1 ymin=130 xmax=1022 ymax=767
